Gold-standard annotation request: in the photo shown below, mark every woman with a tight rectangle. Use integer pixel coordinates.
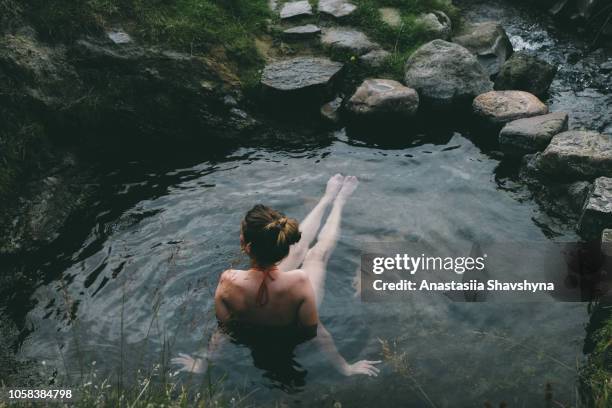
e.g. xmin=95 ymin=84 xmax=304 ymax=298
xmin=172 ymin=175 xmax=380 ymax=378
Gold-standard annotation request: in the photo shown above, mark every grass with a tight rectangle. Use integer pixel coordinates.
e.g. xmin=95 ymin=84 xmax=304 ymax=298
xmin=580 ymin=312 xmax=612 ymax=408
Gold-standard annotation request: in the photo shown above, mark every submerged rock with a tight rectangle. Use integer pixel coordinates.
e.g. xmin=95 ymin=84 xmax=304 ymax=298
xmin=321 ymin=96 xmax=343 ymax=123
xmin=473 ymin=90 xmax=548 ymax=126
xmin=452 ymin=21 xmax=513 ymax=77
xmin=403 ymin=40 xmax=493 ymax=109
xmin=499 ymin=111 xmax=568 ymax=153
xmin=495 ymin=52 xmax=557 ymax=96
xmin=416 ymin=10 xmax=452 ymax=40
xmin=379 ymin=7 xmax=402 ymax=27
xmin=261 ymin=56 xmax=343 ymax=98
xmin=539 ymin=131 xmax=612 ymax=179
xmin=579 ymin=177 xmax=612 ymax=239
xmin=280 ymin=1 xmax=313 ymax=20
xmin=359 ymin=49 xmax=391 ymax=68
xmin=318 ymin=0 xmax=357 ymax=19
xmin=321 ymin=28 xmax=379 ymax=55
xmin=346 ymin=79 xmax=419 ymax=118
xmin=282 ymin=24 xmax=321 ymax=40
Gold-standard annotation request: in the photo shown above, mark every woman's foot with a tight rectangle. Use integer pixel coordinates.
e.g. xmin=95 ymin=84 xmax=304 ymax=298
xmin=337 ymin=175 xmax=359 ymax=203
xmin=324 ymin=173 xmax=345 ymax=200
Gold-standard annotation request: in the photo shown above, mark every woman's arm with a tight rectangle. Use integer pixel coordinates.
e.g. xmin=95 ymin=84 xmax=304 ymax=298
xmin=171 ymin=328 xmax=226 ymax=374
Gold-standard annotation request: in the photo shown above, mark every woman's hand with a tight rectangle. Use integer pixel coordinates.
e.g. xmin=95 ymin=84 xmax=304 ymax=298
xmin=171 ymin=353 xmax=207 ymax=374
xmin=342 ymin=360 xmax=382 ymax=377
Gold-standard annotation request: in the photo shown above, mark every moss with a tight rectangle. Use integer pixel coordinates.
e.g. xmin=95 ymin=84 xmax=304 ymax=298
xmin=581 ymin=313 xmax=612 ymax=408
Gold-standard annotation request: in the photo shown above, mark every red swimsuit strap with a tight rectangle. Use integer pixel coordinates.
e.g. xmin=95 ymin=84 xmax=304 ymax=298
xmin=255 ymin=268 xmax=276 ymax=307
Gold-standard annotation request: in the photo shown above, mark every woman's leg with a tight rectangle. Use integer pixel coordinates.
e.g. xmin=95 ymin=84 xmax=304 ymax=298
xmin=302 ymin=176 xmax=358 ymax=307
xmin=279 ymin=174 xmax=344 ymax=272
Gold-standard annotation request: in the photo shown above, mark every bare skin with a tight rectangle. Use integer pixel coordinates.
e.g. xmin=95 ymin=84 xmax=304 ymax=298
xmin=172 ymin=175 xmax=381 ymax=377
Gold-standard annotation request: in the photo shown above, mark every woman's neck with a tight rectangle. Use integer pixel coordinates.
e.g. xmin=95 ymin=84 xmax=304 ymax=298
xmin=249 ymin=262 xmax=277 ymax=274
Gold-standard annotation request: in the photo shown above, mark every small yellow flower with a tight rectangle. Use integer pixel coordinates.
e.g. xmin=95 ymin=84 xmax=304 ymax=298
xmin=350 ymin=55 xmax=356 ymax=62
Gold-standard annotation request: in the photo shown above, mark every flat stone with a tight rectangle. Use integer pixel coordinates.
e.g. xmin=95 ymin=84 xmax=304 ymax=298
xmin=261 ymin=56 xmax=343 ymax=92
xmin=499 ymin=111 xmax=568 ymax=153
xmin=453 ymin=21 xmax=513 ymax=77
xmin=107 ymin=30 xmax=132 ymax=45
xmin=280 ymin=1 xmax=313 ymax=20
xmin=321 ymin=27 xmax=379 ymax=55
xmin=473 ymin=90 xmax=548 ymax=125
xmin=416 ymin=10 xmax=452 ymax=40
xmin=495 ymin=52 xmax=557 ymax=96
xmin=359 ymin=49 xmax=391 ymax=68
xmin=318 ymin=0 xmax=357 ymax=18
xmin=579 ymin=177 xmax=612 ymax=239
xmin=321 ymin=96 xmax=343 ymax=123
xmin=346 ymin=78 xmax=419 ymax=117
xmin=379 ymin=7 xmax=401 ymax=27
xmin=404 ymin=40 xmax=493 ymax=109
xmin=282 ymin=24 xmax=321 ymax=39
xmin=539 ymin=131 xmax=612 ymax=179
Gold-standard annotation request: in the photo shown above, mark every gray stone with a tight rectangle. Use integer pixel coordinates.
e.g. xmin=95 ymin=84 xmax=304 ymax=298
xmin=602 ymin=228 xmax=612 ymax=257
xmin=107 ymin=29 xmax=132 ymax=44
xmin=499 ymin=111 xmax=568 ymax=153
xmin=452 ymin=21 xmax=513 ymax=77
xmin=359 ymin=49 xmax=391 ymax=68
xmin=540 ymin=131 xmax=612 ymax=179
xmin=567 ymin=181 xmax=592 ymax=211
xmin=321 ymin=28 xmax=379 ymax=55
xmin=346 ymin=78 xmax=419 ymax=117
xmin=404 ymin=40 xmax=493 ymax=109
xmin=579 ymin=177 xmax=612 ymax=238
xmin=417 ymin=10 xmax=452 ymax=40
xmin=318 ymin=0 xmax=357 ymax=19
xmin=261 ymin=56 xmax=343 ymax=93
xmin=280 ymin=1 xmax=313 ymax=20
xmin=495 ymin=52 xmax=557 ymax=96
xmin=321 ymin=96 xmax=343 ymax=123
xmin=473 ymin=90 xmax=548 ymax=126
xmin=379 ymin=7 xmax=402 ymax=27
xmin=282 ymin=24 xmax=321 ymax=39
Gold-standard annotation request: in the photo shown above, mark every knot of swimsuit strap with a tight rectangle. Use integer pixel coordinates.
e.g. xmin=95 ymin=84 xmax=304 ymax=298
xmin=256 ymin=268 xmax=276 ymax=307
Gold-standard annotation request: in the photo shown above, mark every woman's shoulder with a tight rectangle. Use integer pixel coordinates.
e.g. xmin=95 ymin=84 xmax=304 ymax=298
xmin=218 ymin=269 xmax=245 ymax=286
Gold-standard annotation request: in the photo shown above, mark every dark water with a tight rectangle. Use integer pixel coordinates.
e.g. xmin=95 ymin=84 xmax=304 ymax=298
xmin=13 ymin=0 xmax=612 ymax=406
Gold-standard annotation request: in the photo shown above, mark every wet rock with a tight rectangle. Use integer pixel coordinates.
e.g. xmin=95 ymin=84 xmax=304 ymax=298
xmin=495 ymin=52 xmax=557 ymax=96
xmin=403 ymin=40 xmax=493 ymax=109
xmin=346 ymin=79 xmax=419 ymax=118
xmin=321 ymin=28 xmax=379 ymax=55
xmin=473 ymin=91 xmax=548 ymax=126
xmin=539 ymin=131 xmax=612 ymax=179
xmin=600 ymin=61 xmax=612 ymax=74
xmin=499 ymin=111 xmax=568 ymax=153
xmin=417 ymin=11 xmax=452 ymax=40
xmin=282 ymin=24 xmax=321 ymax=40
xmin=359 ymin=49 xmax=391 ymax=68
xmin=579 ymin=177 xmax=612 ymax=239
xmin=318 ymin=0 xmax=357 ymax=19
xmin=261 ymin=56 xmax=343 ymax=100
xmin=280 ymin=1 xmax=313 ymax=20
xmin=567 ymin=181 xmax=592 ymax=211
xmin=379 ymin=7 xmax=402 ymax=27
xmin=452 ymin=21 xmax=513 ymax=77
xmin=321 ymin=96 xmax=343 ymax=123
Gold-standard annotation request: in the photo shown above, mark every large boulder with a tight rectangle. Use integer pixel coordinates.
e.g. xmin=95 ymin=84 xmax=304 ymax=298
xmin=473 ymin=91 xmax=548 ymax=126
xmin=280 ymin=0 xmax=313 ymax=20
xmin=319 ymin=0 xmax=357 ymax=19
xmin=321 ymin=28 xmax=379 ymax=55
xmin=416 ymin=10 xmax=452 ymax=40
xmin=403 ymin=40 xmax=493 ymax=109
xmin=579 ymin=177 xmax=612 ymax=239
xmin=452 ymin=21 xmax=513 ymax=77
xmin=261 ymin=57 xmax=343 ymax=101
xmin=539 ymin=131 xmax=612 ymax=179
xmin=495 ymin=52 xmax=557 ymax=96
xmin=346 ymin=79 xmax=419 ymax=118
xmin=499 ymin=111 xmax=568 ymax=153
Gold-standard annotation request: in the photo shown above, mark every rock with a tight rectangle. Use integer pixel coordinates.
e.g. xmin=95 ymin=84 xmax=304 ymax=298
xmin=321 ymin=96 xmax=343 ymax=123
xmin=403 ymin=40 xmax=493 ymax=109
xmin=499 ymin=111 xmax=568 ymax=153
xmin=379 ymin=8 xmax=402 ymax=27
xmin=416 ymin=11 xmax=452 ymax=40
xmin=321 ymin=28 xmax=379 ymax=55
xmin=452 ymin=21 xmax=513 ymax=77
xmin=600 ymin=61 xmax=612 ymax=74
xmin=567 ymin=181 xmax=592 ymax=211
xmin=346 ymin=79 xmax=419 ymax=118
xmin=539 ymin=131 xmax=612 ymax=179
xmin=473 ymin=91 xmax=548 ymax=126
xmin=495 ymin=52 xmax=557 ymax=96
xmin=602 ymin=228 xmax=612 ymax=256
xmin=261 ymin=56 xmax=343 ymax=99
xmin=106 ymin=29 xmax=132 ymax=45
xmin=280 ymin=1 xmax=313 ymax=20
xmin=579 ymin=177 xmax=612 ymax=238
xmin=359 ymin=49 xmax=391 ymax=68
xmin=282 ymin=24 xmax=321 ymax=40
xmin=318 ymin=0 xmax=357 ymax=19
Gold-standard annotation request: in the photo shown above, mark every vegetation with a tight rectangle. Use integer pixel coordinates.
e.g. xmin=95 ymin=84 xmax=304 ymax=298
xmin=581 ymin=313 xmax=612 ymax=408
